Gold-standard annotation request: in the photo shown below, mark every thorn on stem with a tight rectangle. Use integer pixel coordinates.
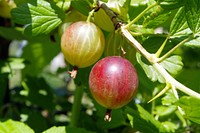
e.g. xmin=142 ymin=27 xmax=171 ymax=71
xmin=104 ymin=109 xmax=112 ymax=122
xmin=68 ymin=66 xmax=78 ymax=79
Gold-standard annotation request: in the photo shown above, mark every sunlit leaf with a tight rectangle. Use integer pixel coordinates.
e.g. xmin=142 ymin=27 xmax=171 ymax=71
xmin=11 ymin=0 xmax=65 ymax=36
xmin=160 ymin=0 xmax=186 ymax=10
xmin=0 ymin=119 xmax=34 ymax=133
xmin=160 ymin=55 xmax=183 ymax=76
xmin=161 ymin=121 xmax=178 ymax=132
xmin=43 ymin=126 xmax=66 ymax=133
xmin=176 ymin=96 xmax=200 ymax=124
xmin=0 ymin=58 xmax=26 ymax=74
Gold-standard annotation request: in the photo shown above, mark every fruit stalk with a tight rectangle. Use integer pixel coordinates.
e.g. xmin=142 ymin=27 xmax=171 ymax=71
xmin=70 ymin=84 xmax=84 ymax=127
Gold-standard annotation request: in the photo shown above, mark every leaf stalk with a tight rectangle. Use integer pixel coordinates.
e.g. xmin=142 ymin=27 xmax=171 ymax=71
xmin=124 ymin=2 xmax=158 ymax=29
xmin=158 ymin=35 xmax=194 ymax=62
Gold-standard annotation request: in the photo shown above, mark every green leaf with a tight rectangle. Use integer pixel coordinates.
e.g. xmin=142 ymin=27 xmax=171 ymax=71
xmin=170 ymin=7 xmax=186 ymax=35
xmin=0 ymin=27 xmax=25 ymax=40
xmin=184 ymin=0 xmax=200 ymax=33
xmin=136 ymin=53 xmax=165 ymax=83
xmin=176 ymin=96 xmax=200 ymax=124
xmin=43 ymin=126 xmax=66 ymax=133
xmin=143 ymin=6 xmax=171 ymax=28
xmin=0 ymin=73 xmax=8 ymax=106
xmin=161 ymin=121 xmax=178 ymax=132
xmin=0 ymin=119 xmax=34 ymax=133
xmin=129 ymin=0 xmax=147 ymax=21
xmin=94 ymin=103 xmax=126 ymax=130
xmin=162 ymin=91 xmax=178 ymax=105
xmin=137 ymin=53 xmax=183 ymax=83
xmin=125 ymin=105 xmax=168 ymax=133
xmin=155 ymin=105 xmax=177 ymax=117
xmin=11 ymin=0 xmax=65 ymax=36
xmin=21 ymin=109 xmax=49 ymax=133
xmin=71 ymin=0 xmax=92 ymax=16
xmin=160 ymin=55 xmax=183 ymax=76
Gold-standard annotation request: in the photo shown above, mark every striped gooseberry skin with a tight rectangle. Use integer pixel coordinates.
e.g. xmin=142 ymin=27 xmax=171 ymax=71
xmin=61 ymin=21 xmax=105 ymax=68
xmin=89 ymin=56 xmax=138 ymax=109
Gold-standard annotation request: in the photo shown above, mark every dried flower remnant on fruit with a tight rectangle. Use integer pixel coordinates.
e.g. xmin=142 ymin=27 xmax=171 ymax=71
xmin=104 ymin=109 xmax=112 ymax=122
xmin=68 ymin=66 xmax=78 ymax=79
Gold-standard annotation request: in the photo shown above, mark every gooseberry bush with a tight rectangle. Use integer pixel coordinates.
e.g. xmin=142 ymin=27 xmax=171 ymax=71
xmin=0 ymin=0 xmax=200 ymax=132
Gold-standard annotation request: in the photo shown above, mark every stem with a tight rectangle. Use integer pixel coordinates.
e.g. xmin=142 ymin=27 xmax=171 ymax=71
xmin=153 ymin=63 xmax=200 ymax=99
xmin=124 ymin=2 xmax=158 ymax=29
xmin=121 ymin=27 xmax=157 ymax=63
xmin=175 ymin=110 xmax=187 ymax=127
xmin=98 ymin=2 xmax=121 ymax=29
xmin=121 ymin=27 xmax=200 ymax=99
xmin=99 ymin=0 xmax=200 ymax=99
xmin=87 ymin=9 xmax=95 ymax=22
xmin=158 ymin=35 xmax=194 ymax=62
xmin=155 ymin=35 xmax=170 ymax=58
xmin=70 ymin=85 xmax=84 ymax=127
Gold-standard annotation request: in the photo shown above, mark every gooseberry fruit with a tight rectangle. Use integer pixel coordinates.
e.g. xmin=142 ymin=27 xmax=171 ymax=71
xmin=61 ymin=21 xmax=105 ymax=78
xmin=89 ymin=56 xmax=138 ymax=121
xmin=0 ymin=0 xmax=16 ymax=18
